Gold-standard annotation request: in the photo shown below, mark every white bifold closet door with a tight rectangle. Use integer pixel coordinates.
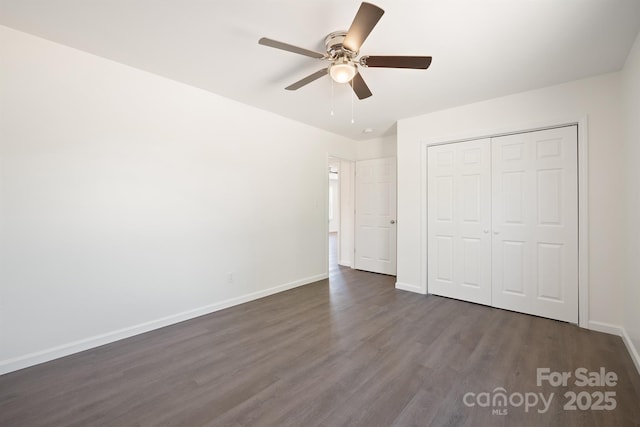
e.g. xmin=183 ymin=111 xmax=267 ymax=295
xmin=427 ymin=126 xmax=578 ymax=323
xmin=491 ymin=126 xmax=578 ymax=323
xmin=427 ymin=138 xmax=492 ymax=305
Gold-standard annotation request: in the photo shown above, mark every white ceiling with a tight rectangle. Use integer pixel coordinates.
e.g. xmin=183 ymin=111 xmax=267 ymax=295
xmin=1 ymin=0 xmax=639 ymax=140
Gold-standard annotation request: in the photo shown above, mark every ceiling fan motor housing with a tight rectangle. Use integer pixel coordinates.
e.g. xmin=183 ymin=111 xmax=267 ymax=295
xmin=325 ymin=31 xmax=356 ymax=58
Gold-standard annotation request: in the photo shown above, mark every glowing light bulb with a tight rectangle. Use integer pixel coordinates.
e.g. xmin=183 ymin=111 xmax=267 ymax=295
xmin=329 ymin=60 xmax=356 ymax=84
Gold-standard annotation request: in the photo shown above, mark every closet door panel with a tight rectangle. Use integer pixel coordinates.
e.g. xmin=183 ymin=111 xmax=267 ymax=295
xmin=491 ymin=126 xmax=578 ymax=323
xmin=428 ymin=139 xmax=492 ymax=305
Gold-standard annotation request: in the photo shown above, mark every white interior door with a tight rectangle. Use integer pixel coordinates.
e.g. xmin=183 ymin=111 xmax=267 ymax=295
xmin=491 ymin=126 xmax=578 ymax=323
xmin=427 ymin=139 xmax=492 ymax=305
xmin=354 ymin=158 xmax=397 ymax=275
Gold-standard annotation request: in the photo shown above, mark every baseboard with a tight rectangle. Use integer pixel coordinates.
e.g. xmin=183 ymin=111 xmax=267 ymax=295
xmin=588 ymin=321 xmax=640 ymax=375
xmin=338 ymin=259 xmax=353 ymax=268
xmin=587 ymin=320 xmax=623 ymax=336
xmin=621 ymin=328 xmax=640 ymax=375
xmin=395 ymin=281 xmax=424 ymax=294
xmin=0 ymin=273 xmax=328 ymax=376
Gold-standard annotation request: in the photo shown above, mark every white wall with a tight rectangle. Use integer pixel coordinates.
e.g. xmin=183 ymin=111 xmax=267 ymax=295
xmin=0 ymin=26 xmax=357 ymax=373
xmin=357 ymin=135 xmax=397 ymax=160
xmin=397 ymin=72 xmax=625 ymax=327
xmin=622 ymin=32 xmax=640 ymax=367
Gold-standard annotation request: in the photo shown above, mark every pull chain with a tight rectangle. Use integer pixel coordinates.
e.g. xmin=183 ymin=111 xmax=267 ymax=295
xmin=330 ymin=79 xmax=335 ymax=116
xmin=350 ymin=81 xmax=355 ymax=124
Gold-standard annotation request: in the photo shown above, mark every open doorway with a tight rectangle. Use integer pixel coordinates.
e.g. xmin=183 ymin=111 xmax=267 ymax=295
xmin=328 ymin=156 xmax=355 ymax=272
xmin=328 ymin=158 xmax=340 ymax=271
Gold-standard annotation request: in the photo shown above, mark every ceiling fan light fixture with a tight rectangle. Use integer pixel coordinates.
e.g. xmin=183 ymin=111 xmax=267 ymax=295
xmin=259 ymin=2 xmax=432 ymax=100
xmin=329 ymin=60 xmax=357 ymax=84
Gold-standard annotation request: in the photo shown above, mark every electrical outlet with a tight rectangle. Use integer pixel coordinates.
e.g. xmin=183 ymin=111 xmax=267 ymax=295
xmin=226 ymin=272 xmax=233 ymax=284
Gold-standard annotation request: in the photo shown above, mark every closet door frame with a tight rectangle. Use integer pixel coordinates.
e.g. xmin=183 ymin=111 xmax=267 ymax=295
xmin=419 ymin=117 xmax=589 ymax=328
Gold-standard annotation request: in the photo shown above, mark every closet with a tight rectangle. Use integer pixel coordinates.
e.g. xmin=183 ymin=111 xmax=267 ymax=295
xmin=427 ymin=126 xmax=578 ymax=323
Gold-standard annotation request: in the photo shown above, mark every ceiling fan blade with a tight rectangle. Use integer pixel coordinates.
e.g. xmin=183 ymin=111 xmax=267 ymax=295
xmin=258 ymin=37 xmax=325 ymax=59
xmin=361 ymin=55 xmax=432 ymax=69
xmin=351 ymin=72 xmax=372 ymax=100
xmin=285 ymin=68 xmax=328 ymax=90
xmin=343 ymin=2 xmax=385 ymax=53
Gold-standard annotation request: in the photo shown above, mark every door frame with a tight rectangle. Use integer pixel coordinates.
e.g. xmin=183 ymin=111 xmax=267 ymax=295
xmin=419 ymin=116 xmax=589 ymax=328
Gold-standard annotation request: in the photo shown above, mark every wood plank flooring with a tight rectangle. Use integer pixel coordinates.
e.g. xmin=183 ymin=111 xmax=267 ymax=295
xmin=1 ymin=234 xmax=639 ymax=426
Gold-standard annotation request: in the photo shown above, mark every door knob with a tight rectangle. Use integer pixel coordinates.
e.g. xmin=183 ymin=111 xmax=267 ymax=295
xmin=493 ymin=231 xmax=500 ymax=235
xmin=483 ymin=229 xmax=489 ymax=234
xmin=390 ymin=220 xmax=396 ymax=224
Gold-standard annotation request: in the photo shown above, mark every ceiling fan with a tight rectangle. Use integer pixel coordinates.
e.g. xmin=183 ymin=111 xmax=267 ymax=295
xmin=258 ymin=2 xmax=432 ymax=100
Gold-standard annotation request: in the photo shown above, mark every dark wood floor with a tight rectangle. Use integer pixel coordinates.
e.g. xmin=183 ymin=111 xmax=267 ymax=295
xmin=1 ymin=234 xmax=639 ymax=426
